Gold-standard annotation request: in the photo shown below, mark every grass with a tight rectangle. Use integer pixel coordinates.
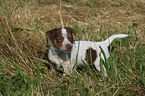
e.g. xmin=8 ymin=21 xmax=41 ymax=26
xmin=0 ymin=0 xmax=145 ymax=95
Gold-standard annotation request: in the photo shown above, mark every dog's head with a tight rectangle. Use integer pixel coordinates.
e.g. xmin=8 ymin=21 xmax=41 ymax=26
xmin=46 ymin=27 xmax=76 ymax=52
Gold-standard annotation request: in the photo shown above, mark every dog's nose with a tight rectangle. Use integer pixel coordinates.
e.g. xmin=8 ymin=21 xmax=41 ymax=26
xmin=66 ymin=44 xmax=72 ymax=51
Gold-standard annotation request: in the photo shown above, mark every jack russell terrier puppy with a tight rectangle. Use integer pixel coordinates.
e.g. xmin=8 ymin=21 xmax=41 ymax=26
xmin=46 ymin=27 xmax=128 ymax=77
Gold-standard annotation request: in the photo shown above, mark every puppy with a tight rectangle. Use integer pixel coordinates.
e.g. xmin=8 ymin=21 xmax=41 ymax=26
xmin=46 ymin=27 xmax=128 ymax=77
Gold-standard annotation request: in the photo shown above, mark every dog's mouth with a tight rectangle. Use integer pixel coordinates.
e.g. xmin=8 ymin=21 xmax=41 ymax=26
xmin=57 ymin=49 xmax=72 ymax=56
xmin=60 ymin=44 xmax=72 ymax=52
xmin=56 ymin=47 xmax=71 ymax=52
xmin=62 ymin=49 xmax=72 ymax=52
xmin=56 ymin=44 xmax=73 ymax=53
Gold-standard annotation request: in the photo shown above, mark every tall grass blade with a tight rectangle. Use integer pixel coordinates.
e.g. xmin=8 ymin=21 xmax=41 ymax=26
xmin=99 ymin=26 xmax=103 ymax=40
xmin=73 ymin=41 xmax=80 ymax=72
xmin=29 ymin=56 xmax=49 ymax=64
xmin=82 ymin=77 xmax=94 ymax=96
xmin=10 ymin=59 xmax=27 ymax=83
xmin=0 ymin=0 xmax=4 ymax=9
xmin=82 ymin=60 xmax=99 ymax=83
xmin=139 ymin=60 xmax=145 ymax=86
xmin=99 ymin=46 xmax=108 ymax=77
xmin=38 ymin=0 xmax=41 ymax=5
xmin=99 ymin=46 xmax=107 ymax=61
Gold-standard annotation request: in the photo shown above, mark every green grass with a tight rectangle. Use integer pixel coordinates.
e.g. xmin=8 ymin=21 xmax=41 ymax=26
xmin=0 ymin=0 xmax=145 ymax=95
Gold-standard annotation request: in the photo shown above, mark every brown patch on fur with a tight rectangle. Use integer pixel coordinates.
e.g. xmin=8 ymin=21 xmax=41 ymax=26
xmin=53 ymin=39 xmax=62 ymax=49
xmin=65 ymin=27 xmax=77 ymax=36
xmin=46 ymin=27 xmax=76 ymax=49
xmin=46 ymin=28 xmax=57 ymax=40
xmin=85 ymin=47 xmax=97 ymax=65
xmin=66 ymin=27 xmax=76 ymax=44
xmin=68 ymin=34 xmax=74 ymax=43
xmin=53 ymin=35 xmax=64 ymax=49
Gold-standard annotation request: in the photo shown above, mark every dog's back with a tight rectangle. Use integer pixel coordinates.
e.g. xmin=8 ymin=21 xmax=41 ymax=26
xmin=71 ymin=34 xmax=128 ymax=77
xmin=71 ymin=34 xmax=128 ymax=63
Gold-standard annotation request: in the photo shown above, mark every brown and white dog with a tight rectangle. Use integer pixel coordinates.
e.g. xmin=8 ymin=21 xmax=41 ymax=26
xmin=46 ymin=27 xmax=128 ymax=77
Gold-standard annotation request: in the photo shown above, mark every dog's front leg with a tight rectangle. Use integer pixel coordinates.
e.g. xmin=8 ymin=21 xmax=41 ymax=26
xmin=62 ymin=61 xmax=72 ymax=76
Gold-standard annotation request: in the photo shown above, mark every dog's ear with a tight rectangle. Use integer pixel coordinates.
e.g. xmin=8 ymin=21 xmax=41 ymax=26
xmin=65 ymin=27 xmax=77 ymax=36
xmin=46 ymin=29 xmax=56 ymax=41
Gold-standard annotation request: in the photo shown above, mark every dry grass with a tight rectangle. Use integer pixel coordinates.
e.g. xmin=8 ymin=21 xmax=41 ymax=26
xmin=0 ymin=0 xmax=145 ymax=95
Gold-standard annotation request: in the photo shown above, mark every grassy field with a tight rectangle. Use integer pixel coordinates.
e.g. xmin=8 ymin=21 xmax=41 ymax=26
xmin=0 ymin=0 xmax=145 ymax=95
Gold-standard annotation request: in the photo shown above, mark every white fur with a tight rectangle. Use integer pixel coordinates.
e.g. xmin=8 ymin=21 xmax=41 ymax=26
xmin=48 ymin=34 xmax=128 ymax=77
xmin=60 ymin=28 xmax=72 ymax=51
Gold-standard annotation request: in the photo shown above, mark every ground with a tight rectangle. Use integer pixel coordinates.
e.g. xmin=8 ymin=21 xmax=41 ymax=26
xmin=0 ymin=0 xmax=145 ymax=95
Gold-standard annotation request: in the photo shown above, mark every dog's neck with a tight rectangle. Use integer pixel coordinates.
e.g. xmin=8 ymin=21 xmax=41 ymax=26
xmin=50 ymin=44 xmax=71 ymax=61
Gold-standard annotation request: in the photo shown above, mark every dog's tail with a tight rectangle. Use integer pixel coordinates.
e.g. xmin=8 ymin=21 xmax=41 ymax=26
xmin=103 ymin=34 xmax=128 ymax=47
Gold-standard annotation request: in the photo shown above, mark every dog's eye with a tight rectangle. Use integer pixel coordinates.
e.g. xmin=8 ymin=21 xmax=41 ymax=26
xmin=57 ymin=38 xmax=63 ymax=43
